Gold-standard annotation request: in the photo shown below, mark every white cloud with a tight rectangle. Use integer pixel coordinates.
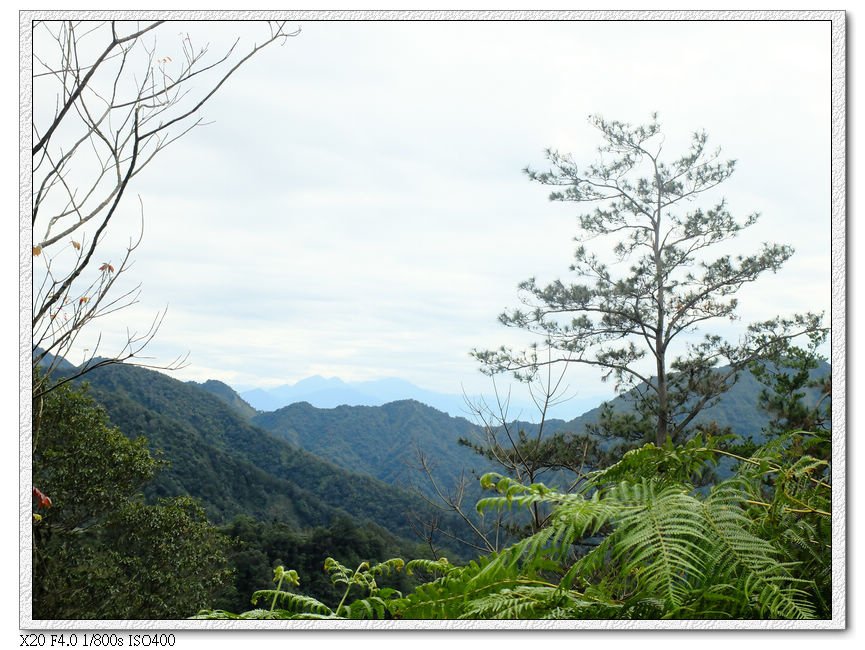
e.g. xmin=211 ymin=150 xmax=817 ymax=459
xmin=37 ymin=18 xmax=833 ymax=400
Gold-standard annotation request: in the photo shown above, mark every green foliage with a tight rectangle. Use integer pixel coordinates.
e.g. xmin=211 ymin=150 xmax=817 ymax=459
xmin=75 ymin=363 xmax=463 ymax=545
xmin=203 ymin=431 xmax=831 ymax=620
xmin=474 ymin=114 xmax=824 ymax=446
xmin=73 ymin=355 xmax=827 ymax=568
xmin=588 ymin=432 xmax=729 ymax=486
xmin=750 ymin=340 xmax=831 ymax=437
xmin=457 ymin=425 xmax=602 ymax=539
xmin=198 ymin=558 xmax=407 ymax=621
xmin=94 ymin=498 xmax=234 ymax=619
xmin=33 ymin=379 xmax=159 ymax=532
xmin=32 ymin=382 xmax=233 ymax=619
xmin=253 ymin=399 xmax=486 ymax=494
xmin=213 ymin=515 xmax=430 ymax=614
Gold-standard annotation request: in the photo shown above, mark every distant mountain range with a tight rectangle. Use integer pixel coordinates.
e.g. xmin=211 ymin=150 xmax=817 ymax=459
xmin=52 ymin=362 xmax=470 ymax=554
xmin=252 ymin=399 xmax=491 ymax=494
xmin=198 ymin=360 xmax=831 ymax=495
xmin=235 ymin=375 xmax=603 ymax=421
xmin=38 ymin=350 xmax=830 ymax=557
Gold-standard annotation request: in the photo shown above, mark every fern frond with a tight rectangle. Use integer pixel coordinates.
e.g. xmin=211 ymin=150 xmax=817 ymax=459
xmin=700 ymin=482 xmax=818 ymax=619
xmin=397 ymin=552 xmax=553 ymax=619
xmin=251 ymin=590 xmax=334 ymax=617
xmin=323 ymin=557 xmax=354 ymax=587
xmin=603 ymin=480 xmax=707 ymax=607
xmin=340 ymin=595 xmax=392 ymax=619
xmin=405 ymin=557 xmax=455 ymax=577
xmin=476 ymin=473 xmax=562 ymax=514
xmin=589 ymin=435 xmax=723 ymax=486
xmin=462 ymin=585 xmax=563 ymax=619
xmin=368 ymin=558 xmax=405 ymax=577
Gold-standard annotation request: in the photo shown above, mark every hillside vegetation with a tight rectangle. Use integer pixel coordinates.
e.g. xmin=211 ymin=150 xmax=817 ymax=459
xmin=78 ymin=364 xmax=466 ymax=544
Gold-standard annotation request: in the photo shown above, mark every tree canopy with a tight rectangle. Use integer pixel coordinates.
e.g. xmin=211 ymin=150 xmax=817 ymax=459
xmin=474 ymin=114 xmax=824 ymax=445
xmin=32 ymin=379 xmax=233 ymax=619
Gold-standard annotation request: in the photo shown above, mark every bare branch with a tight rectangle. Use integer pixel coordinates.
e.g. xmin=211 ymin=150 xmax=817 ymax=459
xmin=32 ymin=21 xmax=297 ymax=411
xmin=33 ymin=20 xmax=165 ymax=157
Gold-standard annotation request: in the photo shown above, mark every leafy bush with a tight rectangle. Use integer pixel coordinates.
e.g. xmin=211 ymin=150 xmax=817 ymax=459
xmin=32 ymin=381 xmax=233 ymax=619
xmin=197 ymin=430 xmax=831 ymax=620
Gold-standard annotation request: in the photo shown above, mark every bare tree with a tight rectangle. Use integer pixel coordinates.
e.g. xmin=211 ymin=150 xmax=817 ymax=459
xmin=411 ymin=362 xmax=599 ymax=555
xmin=30 ymin=20 xmax=298 ymax=411
xmin=410 ymin=449 xmax=504 ymax=556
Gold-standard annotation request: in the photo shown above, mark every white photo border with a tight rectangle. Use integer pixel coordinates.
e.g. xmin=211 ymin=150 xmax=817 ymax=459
xmin=19 ymin=8 xmax=847 ymax=631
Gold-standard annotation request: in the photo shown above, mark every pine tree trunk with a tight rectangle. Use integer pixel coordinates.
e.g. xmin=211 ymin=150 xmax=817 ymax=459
xmin=656 ymin=363 xmax=668 ymax=446
xmin=654 ymin=166 xmax=668 ymax=447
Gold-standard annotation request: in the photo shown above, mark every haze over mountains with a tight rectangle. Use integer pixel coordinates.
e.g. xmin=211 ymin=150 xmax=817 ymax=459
xmin=236 ymin=375 xmax=605 ymax=422
xmin=193 ymin=360 xmax=831 ymax=493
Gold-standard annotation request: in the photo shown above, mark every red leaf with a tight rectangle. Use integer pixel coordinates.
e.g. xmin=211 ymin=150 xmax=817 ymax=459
xmin=33 ymin=487 xmax=52 ymax=509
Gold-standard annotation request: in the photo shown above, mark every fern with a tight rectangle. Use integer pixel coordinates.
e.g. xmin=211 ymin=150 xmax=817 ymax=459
xmin=696 ymin=483 xmax=816 ymax=618
xmin=200 ymin=432 xmax=831 ymax=620
xmin=589 ymin=433 xmax=727 ymax=486
xmin=462 ymin=585 xmax=568 ymax=619
xmin=405 ymin=557 xmax=455 ymax=578
xmin=604 ymin=480 xmax=707 ymax=607
xmin=340 ymin=596 xmax=391 ymax=619
xmin=251 ymin=590 xmax=334 ymax=617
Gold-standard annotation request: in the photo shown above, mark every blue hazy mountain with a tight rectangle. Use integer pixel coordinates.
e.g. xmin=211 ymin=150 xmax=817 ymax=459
xmin=239 ymin=375 xmax=603 ymax=421
xmin=240 ymin=376 xmax=454 ymax=413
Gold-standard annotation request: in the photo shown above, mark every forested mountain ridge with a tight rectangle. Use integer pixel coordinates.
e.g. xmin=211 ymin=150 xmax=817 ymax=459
xmin=35 ymin=352 xmax=832 ymax=619
xmin=189 ymin=378 xmax=259 ymax=419
xmin=248 ymin=361 xmax=831 ymax=493
xmin=69 ymin=363 xmax=465 ymax=545
xmin=556 ymin=360 xmax=831 ymax=443
xmin=51 ymin=354 xmax=831 ymax=514
xmin=252 ymin=399 xmax=488 ymax=492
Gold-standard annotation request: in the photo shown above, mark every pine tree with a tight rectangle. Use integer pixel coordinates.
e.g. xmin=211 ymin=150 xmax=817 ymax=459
xmin=474 ymin=114 xmax=824 ymax=445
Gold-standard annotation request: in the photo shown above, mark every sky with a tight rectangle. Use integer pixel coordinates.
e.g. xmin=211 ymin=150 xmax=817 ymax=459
xmin=30 ymin=16 xmax=834 ymax=414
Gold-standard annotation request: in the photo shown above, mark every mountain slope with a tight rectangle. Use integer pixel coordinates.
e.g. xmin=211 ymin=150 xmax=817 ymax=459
xmin=558 ymin=361 xmax=831 ymax=444
xmin=249 ymin=362 xmax=831 ymax=495
xmin=189 ymin=379 xmax=258 ymax=419
xmin=73 ymin=364 xmax=461 ymax=542
xmin=252 ymin=399 xmax=490 ymax=492
xmin=65 ymin=358 xmax=828 ymax=536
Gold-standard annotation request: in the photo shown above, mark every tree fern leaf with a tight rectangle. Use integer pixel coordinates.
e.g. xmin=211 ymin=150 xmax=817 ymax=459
xmin=701 ymin=483 xmax=818 ymax=619
xmin=342 ymin=596 xmax=391 ymax=619
xmin=251 ymin=590 xmax=333 ymax=617
xmin=604 ymin=480 xmax=707 ymax=607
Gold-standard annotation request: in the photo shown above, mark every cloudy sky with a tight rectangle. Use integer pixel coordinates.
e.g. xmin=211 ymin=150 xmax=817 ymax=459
xmin=32 ymin=16 xmax=834 ymax=414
